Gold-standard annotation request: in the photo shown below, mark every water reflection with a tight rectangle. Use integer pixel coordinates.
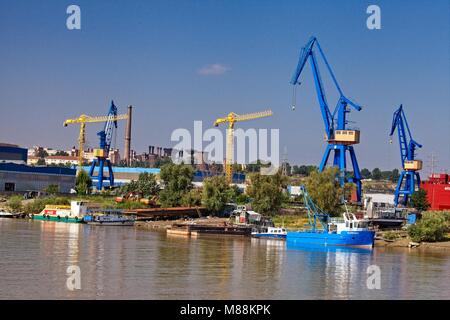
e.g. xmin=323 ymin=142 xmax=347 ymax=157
xmin=0 ymin=219 xmax=449 ymax=299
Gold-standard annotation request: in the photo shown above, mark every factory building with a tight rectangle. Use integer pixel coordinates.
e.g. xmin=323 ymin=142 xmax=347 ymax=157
xmin=0 ymin=144 xmax=76 ymax=193
xmin=0 ymin=164 xmax=76 ymax=193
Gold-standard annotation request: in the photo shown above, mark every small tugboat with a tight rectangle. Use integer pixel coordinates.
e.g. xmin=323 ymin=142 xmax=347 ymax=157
xmin=286 ymin=186 xmax=375 ymax=248
xmin=251 ymin=227 xmax=287 ymax=239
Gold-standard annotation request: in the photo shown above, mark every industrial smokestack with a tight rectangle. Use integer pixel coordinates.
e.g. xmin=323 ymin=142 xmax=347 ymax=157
xmin=124 ymin=105 xmax=132 ymax=166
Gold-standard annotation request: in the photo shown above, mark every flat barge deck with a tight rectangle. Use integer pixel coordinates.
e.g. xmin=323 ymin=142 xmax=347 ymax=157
xmin=167 ymin=223 xmax=252 ymax=237
xmin=124 ymin=207 xmax=207 ymax=221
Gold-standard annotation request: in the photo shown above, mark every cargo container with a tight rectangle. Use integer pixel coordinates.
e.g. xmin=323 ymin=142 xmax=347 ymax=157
xmin=421 ymin=173 xmax=450 ymax=210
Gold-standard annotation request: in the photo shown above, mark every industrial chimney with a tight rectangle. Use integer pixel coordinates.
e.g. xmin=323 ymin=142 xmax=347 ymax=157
xmin=124 ymin=105 xmax=132 ymax=166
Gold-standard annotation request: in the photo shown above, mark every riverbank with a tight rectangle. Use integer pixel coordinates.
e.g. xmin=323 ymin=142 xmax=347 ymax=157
xmin=375 ymin=238 xmax=450 ymax=251
xmin=375 ymin=229 xmax=450 ymax=251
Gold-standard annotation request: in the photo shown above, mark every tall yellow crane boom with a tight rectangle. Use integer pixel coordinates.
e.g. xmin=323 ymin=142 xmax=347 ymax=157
xmin=63 ymin=114 xmax=128 ymax=169
xmin=214 ymin=109 xmax=273 ymax=184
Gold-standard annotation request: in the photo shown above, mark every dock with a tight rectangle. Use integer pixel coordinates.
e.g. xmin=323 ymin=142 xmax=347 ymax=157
xmin=124 ymin=206 xmax=207 ymax=221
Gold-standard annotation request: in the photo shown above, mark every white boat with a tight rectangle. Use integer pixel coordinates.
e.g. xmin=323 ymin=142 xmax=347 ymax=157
xmin=251 ymin=227 xmax=287 ymax=239
xmin=31 ymin=201 xmax=89 ymax=223
xmin=0 ymin=210 xmax=15 ymax=218
xmin=84 ymin=213 xmax=135 ymax=226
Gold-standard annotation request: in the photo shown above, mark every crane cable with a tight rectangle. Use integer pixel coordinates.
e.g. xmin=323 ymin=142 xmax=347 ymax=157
xmin=291 ymin=85 xmax=297 ymax=111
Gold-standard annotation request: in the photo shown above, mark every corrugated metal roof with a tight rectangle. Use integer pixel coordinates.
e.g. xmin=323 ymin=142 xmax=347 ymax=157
xmin=0 ymin=163 xmax=76 ymax=176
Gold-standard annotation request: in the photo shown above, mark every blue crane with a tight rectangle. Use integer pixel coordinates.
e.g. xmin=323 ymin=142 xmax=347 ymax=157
xmin=300 ymin=185 xmax=329 ymax=231
xmin=389 ymin=104 xmax=422 ymax=206
xmin=88 ymin=101 xmax=121 ymax=190
xmin=290 ymin=36 xmax=363 ymax=201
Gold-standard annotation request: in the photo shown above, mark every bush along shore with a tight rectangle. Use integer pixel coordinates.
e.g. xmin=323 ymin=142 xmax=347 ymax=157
xmin=375 ymin=211 xmax=450 ymax=250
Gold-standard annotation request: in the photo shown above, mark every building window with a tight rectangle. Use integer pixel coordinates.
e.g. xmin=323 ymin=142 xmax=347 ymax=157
xmin=5 ymin=182 xmax=15 ymax=191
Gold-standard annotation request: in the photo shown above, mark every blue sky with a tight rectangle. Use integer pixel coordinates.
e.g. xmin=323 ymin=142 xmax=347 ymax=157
xmin=0 ymin=0 xmax=448 ymax=172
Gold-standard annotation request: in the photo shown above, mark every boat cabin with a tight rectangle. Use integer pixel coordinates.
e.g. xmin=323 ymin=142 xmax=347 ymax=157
xmin=329 ymin=212 xmax=370 ymax=233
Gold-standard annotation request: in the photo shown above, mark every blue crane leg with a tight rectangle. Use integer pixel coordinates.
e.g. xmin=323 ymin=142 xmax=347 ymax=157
xmin=333 ymin=147 xmax=340 ymax=166
xmin=415 ymin=172 xmax=421 ymax=187
xmin=97 ymin=159 xmax=105 ymax=190
xmin=107 ymin=160 xmax=114 ymax=187
xmin=394 ymin=171 xmax=406 ymax=206
xmin=409 ymin=171 xmax=415 ymax=196
xmin=349 ymin=146 xmax=362 ymax=202
xmin=319 ymin=144 xmax=333 ymax=171
xmin=338 ymin=145 xmax=346 ymax=187
xmin=89 ymin=159 xmax=97 ymax=177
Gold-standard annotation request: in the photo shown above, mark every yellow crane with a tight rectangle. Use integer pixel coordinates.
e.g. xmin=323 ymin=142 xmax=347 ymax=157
xmin=214 ymin=110 xmax=273 ymax=184
xmin=63 ymin=113 xmax=128 ymax=169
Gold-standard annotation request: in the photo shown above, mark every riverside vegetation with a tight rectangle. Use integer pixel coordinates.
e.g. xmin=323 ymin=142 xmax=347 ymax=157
xmin=3 ymin=163 xmax=449 ymax=245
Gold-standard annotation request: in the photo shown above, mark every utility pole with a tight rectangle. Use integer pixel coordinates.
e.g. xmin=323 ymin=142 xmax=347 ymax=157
xmin=427 ymin=151 xmax=438 ymax=178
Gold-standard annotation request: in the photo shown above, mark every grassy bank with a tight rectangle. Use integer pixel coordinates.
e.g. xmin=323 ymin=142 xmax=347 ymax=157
xmin=272 ymin=215 xmax=310 ymax=230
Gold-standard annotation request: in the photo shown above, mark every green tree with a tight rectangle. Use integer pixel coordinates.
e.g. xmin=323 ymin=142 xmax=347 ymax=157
xmin=75 ymin=170 xmax=92 ymax=195
xmin=381 ymin=171 xmax=392 ymax=180
xmin=139 ymin=173 xmax=159 ymax=196
xmin=246 ymin=172 xmax=287 ymax=216
xmin=304 ymin=167 xmax=346 ymax=216
xmin=36 ymin=149 xmax=48 ymax=158
xmin=181 ymin=189 xmax=202 ymax=207
xmin=154 ymin=157 xmax=173 ymax=168
xmin=410 ymin=189 xmax=431 ymax=211
xmin=391 ymin=169 xmax=400 ymax=183
xmin=55 ymin=151 xmax=69 ymax=156
xmin=371 ymin=168 xmax=382 ymax=180
xmin=121 ymin=173 xmax=159 ymax=197
xmin=292 ymin=165 xmax=317 ymax=176
xmin=202 ymin=176 xmax=233 ymax=213
xmin=159 ymin=163 xmax=194 ymax=207
xmin=36 ymin=158 xmax=46 ymax=166
xmin=408 ymin=211 xmax=449 ymax=242
xmin=236 ymin=193 xmax=250 ymax=205
xmin=7 ymin=196 xmax=23 ymax=213
xmin=44 ymin=184 xmax=59 ymax=195
xmin=360 ymin=168 xmax=372 ymax=179
xmin=226 ymin=185 xmax=241 ymax=203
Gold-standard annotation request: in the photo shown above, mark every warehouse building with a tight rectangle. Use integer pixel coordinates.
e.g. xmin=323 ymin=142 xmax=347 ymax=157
xmin=0 ymin=144 xmax=76 ymax=193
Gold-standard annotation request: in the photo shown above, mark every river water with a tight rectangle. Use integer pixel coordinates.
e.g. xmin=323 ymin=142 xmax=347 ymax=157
xmin=0 ymin=219 xmax=449 ymax=299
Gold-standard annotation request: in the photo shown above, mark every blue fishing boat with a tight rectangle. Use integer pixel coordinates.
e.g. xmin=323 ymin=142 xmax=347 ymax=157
xmin=251 ymin=227 xmax=287 ymax=239
xmin=286 ymin=186 xmax=375 ymax=248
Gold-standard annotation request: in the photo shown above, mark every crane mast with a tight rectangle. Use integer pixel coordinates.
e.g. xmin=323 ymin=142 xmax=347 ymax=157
xmin=214 ymin=110 xmax=273 ymax=184
xmin=290 ymin=36 xmax=363 ymax=202
xmin=389 ymin=104 xmax=422 ymax=206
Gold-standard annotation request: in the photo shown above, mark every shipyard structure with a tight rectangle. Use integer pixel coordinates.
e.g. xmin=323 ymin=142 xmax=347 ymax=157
xmin=0 ymin=144 xmax=76 ymax=193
